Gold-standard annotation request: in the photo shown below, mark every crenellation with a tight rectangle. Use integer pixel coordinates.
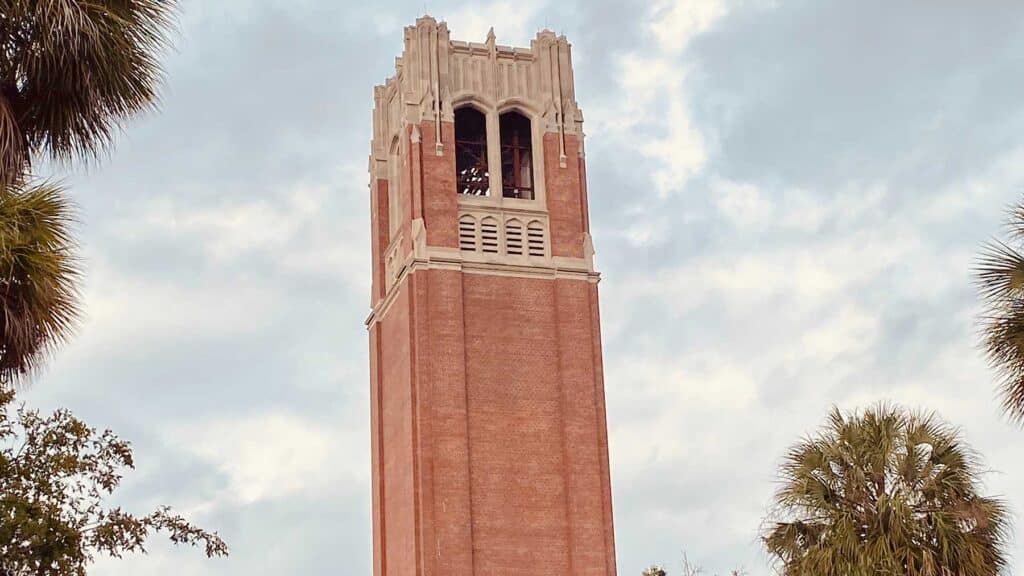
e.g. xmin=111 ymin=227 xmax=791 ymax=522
xmin=370 ymin=17 xmax=583 ymax=171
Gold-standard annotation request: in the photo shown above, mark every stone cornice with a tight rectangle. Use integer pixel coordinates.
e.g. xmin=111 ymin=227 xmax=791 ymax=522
xmin=365 ymin=248 xmax=600 ymax=327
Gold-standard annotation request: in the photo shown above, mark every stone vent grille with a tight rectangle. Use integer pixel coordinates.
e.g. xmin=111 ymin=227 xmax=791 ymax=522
xmin=527 ymin=221 xmax=545 ymax=257
xmin=457 ymin=208 xmax=548 ymax=260
xmin=481 ymin=217 xmax=500 ymax=253
xmin=459 ymin=215 xmax=477 ymax=251
xmin=505 ymin=220 xmax=524 ymax=256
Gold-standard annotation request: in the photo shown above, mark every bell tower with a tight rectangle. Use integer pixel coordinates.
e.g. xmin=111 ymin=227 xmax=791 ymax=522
xmin=367 ymin=16 xmax=616 ymax=575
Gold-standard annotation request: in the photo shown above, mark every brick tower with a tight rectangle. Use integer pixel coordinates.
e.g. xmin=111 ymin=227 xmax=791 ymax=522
xmin=367 ymin=16 xmax=616 ymax=576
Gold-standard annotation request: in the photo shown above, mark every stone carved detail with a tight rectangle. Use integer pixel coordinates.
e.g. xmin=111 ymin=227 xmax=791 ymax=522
xmin=383 ymin=232 xmax=404 ymax=293
xmin=370 ymin=16 xmax=582 ymax=168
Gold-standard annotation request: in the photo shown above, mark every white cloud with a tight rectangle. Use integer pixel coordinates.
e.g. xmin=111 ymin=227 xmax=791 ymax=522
xmin=443 ymin=0 xmax=546 ymax=46
xmin=650 ymin=0 xmax=728 ymax=55
xmin=589 ymin=0 xmax=726 ymax=196
xmin=713 ymin=179 xmax=776 ymax=228
xmin=92 ymin=551 xmax=214 ymax=576
xmin=65 ymin=169 xmax=370 ymax=356
xmin=138 ymin=197 xmax=300 ymax=261
xmin=78 ymin=259 xmax=285 ymax=349
xmin=926 ymin=146 xmax=1024 ymax=223
xmin=170 ymin=411 xmax=366 ymax=505
xmin=599 ymin=140 xmax=1024 ymax=573
xmin=799 ymin=305 xmax=880 ymax=361
xmin=122 ymin=173 xmax=365 ymax=275
xmin=608 ymin=352 xmax=760 ymax=484
xmin=636 ymin=239 xmax=897 ymax=315
xmin=641 ymin=93 xmax=710 ymax=198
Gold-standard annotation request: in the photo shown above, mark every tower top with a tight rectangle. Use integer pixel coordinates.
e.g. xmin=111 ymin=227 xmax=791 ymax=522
xmin=370 ymin=16 xmax=581 ymax=167
xmin=367 ymin=17 xmax=596 ymax=318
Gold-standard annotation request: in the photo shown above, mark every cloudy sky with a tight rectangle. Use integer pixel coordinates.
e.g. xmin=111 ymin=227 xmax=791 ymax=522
xmin=21 ymin=0 xmax=1024 ymax=574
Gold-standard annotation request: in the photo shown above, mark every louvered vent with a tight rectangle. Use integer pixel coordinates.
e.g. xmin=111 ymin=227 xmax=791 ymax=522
xmin=480 ymin=217 xmax=500 ymax=253
xmin=505 ymin=219 xmax=523 ymax=256
xmin=458 ymin=216 xmax=477 ymax=251
xmin=456 ymin=210 xmax=549 ymax=259
xmin=527 ymin=220 xmax=545 ymax=257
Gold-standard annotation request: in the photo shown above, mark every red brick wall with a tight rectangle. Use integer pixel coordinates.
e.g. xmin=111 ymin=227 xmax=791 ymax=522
xmin=369 ymin=323 xmax=383 ymax=576
xmin=554 ymin=278 xmax=615 ymax=575
xmin=418 ymin=269 xmax=475 ymax=575
xmin=378 ymin=284 xmax=417 ymax=576
xmin=369 ymin=119 xmax=615 ymax=575
xmin=462 ymin=273 xmax=572 ymax=573
xmin=544 ymin=133 xmax=586 ymax=259
xmin=371 ymin=269 xmax=616 ymax=575
xmin=590 ymin=283 xmax=618 ymax=576
xmin=419 ymin=121 xmax=459 ymax=249
xmin=370 ymin=178 xmax=389 ymax=303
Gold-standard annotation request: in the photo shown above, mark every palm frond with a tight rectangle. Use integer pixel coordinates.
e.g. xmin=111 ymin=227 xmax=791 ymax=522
xmin=975 ymin=200 xmax=1024 ymax=422
xmin=0 ymin=0 xmax=176 ymax=383
xmin=975 ymin=240 xmax=1024 ymax=304
xmin=1005 ymin=201 xmax=1024 ymax=242
xmin=0 ymin=179 xmax=81 ymax=385
xmin=764 ymin=404 xmax=1010 ymax=576
xmin=0 ymin=91 xmax=27 ymax=185
xmin=0 ymin=0 xmax=177 ymax=166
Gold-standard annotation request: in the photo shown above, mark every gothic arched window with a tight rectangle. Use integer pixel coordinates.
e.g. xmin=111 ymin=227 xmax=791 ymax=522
xmin=499 ymin=111 xmax=534 ymax=200
xmin=455 ymin=107 xmax=490 ymax=196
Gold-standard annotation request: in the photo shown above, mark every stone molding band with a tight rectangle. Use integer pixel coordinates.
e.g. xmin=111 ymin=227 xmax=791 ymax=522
xmin=365 ymin=249 xmax=600 ymax=328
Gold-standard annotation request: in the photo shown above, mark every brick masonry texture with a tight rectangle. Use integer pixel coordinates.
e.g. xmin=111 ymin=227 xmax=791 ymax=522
xmin=368 ymin=116 xmax=616 ymax=575
xmin=544 ymin=132 xmax=587 ymax=259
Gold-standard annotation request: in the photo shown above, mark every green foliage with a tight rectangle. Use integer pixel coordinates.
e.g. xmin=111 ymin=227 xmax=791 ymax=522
xmin=0 ymin=0 xmax=177 ymax=380
xmin=763 ymin=404 xmax=1010 ymax=576
xmin=976 ymin=202 xmax=1024 ymax=423
xmin=0 ymin=180 xmax=79 ymax=384
xmin=0 ymin=0 xmax=177 ymax=182
xmin=0 ymin=387 xmax=228 ymax=575
xmin=0 ymin=0 xmax=176 ymax=380
xmin=0 ymin=6 xmax=224 ymax=573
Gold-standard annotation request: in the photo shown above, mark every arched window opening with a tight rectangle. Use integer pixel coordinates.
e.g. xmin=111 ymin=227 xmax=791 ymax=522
xmin=455 ymin=107 xmax=490 ymax=196
xmin=499 ymin=111 xmax=534 ymax=200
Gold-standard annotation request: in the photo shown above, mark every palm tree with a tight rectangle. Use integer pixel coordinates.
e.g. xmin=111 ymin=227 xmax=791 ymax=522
xmin=0 ymin=181 xmax=78 ymax=383
xmin=0 ymin=0 xmax=175 ymax=383
xmin=764 ymin=405 xmax=1010 ymax=576
xmin=1 ymin=0 xmax=175 ymax=179
xmin=976 ymin=202 xmax=1024 ymax=422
